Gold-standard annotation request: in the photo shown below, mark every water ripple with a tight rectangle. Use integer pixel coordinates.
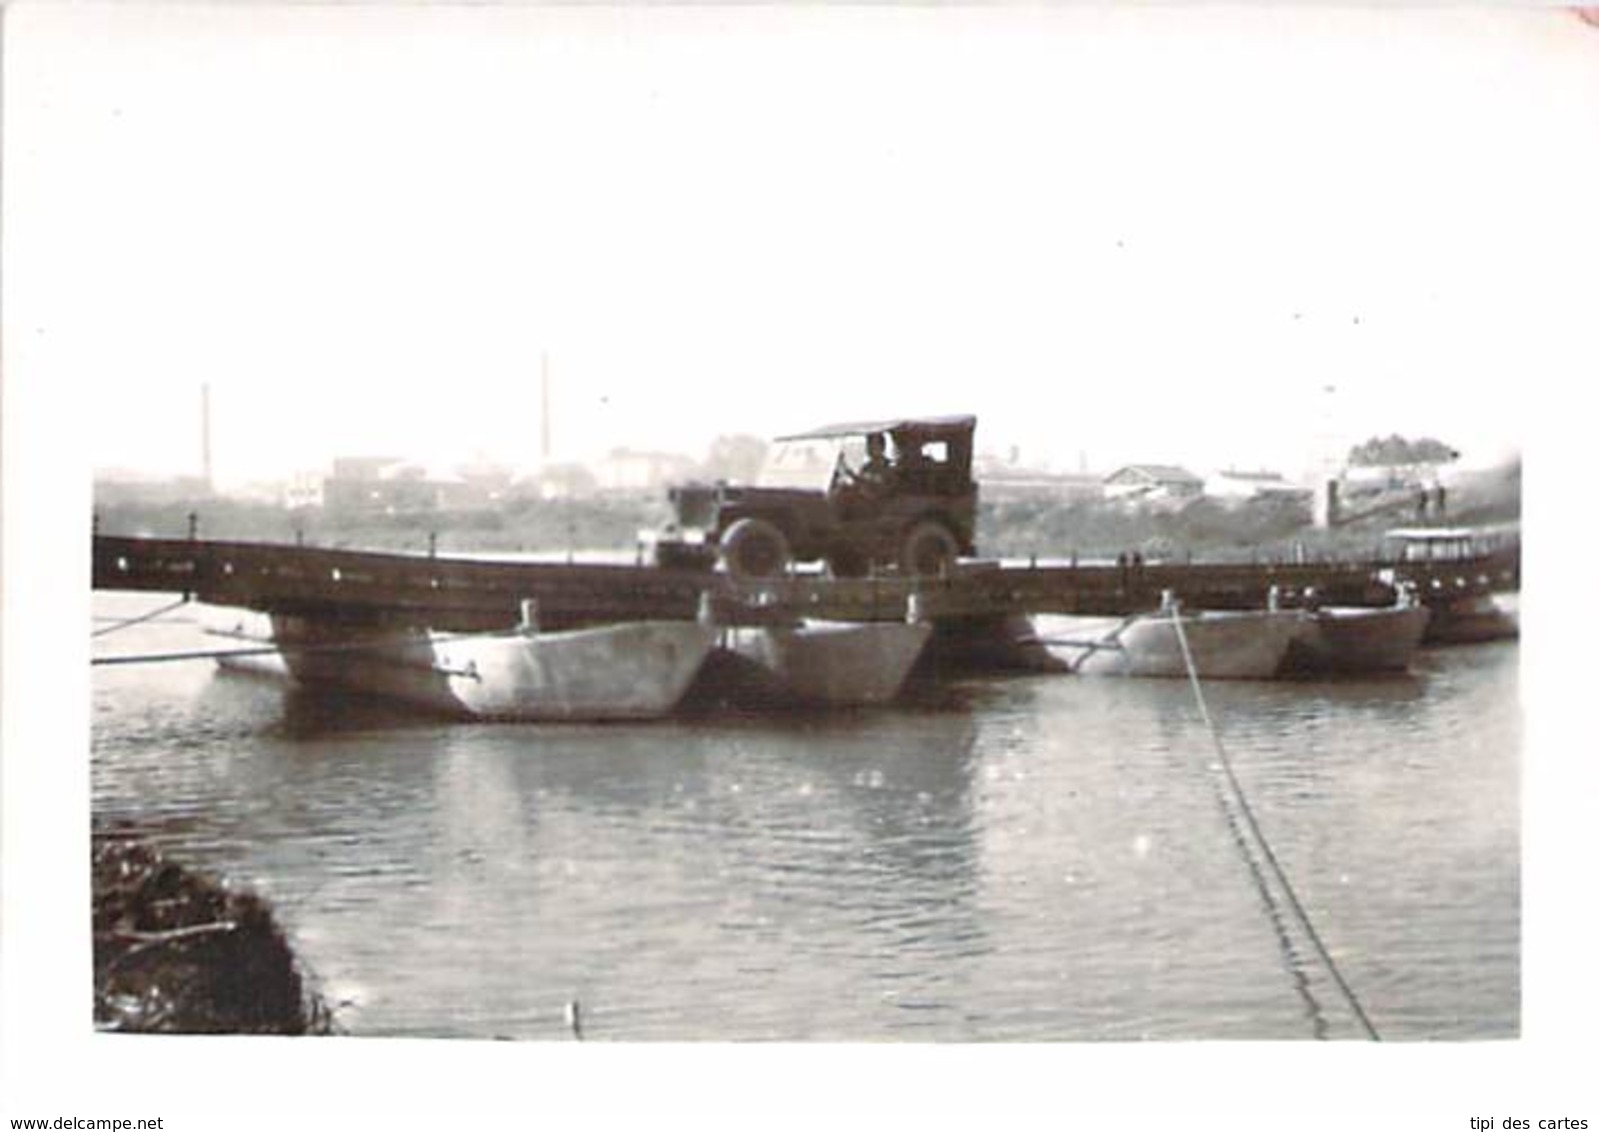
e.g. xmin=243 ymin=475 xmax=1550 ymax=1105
xmin=92 ymin=596 xmax=1519 ymax=1039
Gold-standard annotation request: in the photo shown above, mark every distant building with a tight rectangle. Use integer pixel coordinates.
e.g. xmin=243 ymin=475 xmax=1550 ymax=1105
xmin=323 ymin=457 xmax=408 ymax=515
xmin=981 ymin=469 xmax=1106 ymax=503
xmin=1205 ymin=468 xmax=1311 ymax=504
xmin=284 ymin=470 xmax=326 ymax=511
xmin=1104 ymin=464 xmax=1205 ymax=507
xmin=972 ymin=448 xmax=1104 ymax=503
xmin=454 ymin=458 xmax=515 ymax=505
xmin=330 ymin=456 xmax=405 ymax=482
xmin=517 ymin=463 xmax=599 ymax=501
xmin=417 ymin=462 xmax=512 ymax=512
xmin=323 ymin=457 xmax=493 ymax=516
xmin=593 ymin=448 xmax=698 ymax=495
xmin=230 ymin=480 xmax=290 ymax=506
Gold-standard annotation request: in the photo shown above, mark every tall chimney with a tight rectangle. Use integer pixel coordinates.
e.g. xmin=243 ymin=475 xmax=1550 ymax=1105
xmin=201 ymin=382 xmax=214 ymax=491
xmin=540 ymin=353 xmax=552 ymax=465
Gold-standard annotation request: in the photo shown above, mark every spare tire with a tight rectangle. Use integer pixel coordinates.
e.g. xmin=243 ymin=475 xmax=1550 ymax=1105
xmin=900 ymin=520 xmax=958 ymax=577
xmin=720 ymin=517 xmax=792 ymax=579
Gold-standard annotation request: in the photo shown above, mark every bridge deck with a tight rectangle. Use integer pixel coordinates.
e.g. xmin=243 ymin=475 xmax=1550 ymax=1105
xmin=91 ymin=535 xmax=1520 ymax=633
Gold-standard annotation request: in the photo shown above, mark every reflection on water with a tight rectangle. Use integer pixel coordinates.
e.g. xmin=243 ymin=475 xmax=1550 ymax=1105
xmin=92 ymin=594 xmax=1519 ymax=1040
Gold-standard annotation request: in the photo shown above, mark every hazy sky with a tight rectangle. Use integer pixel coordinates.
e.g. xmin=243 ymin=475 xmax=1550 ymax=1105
xmin=8 ymin=6 xmax=1597 ymax=487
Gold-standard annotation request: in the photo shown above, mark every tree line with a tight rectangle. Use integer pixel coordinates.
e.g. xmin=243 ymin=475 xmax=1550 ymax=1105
xmin=1346 ymin=434 xmax=1459 ymax=467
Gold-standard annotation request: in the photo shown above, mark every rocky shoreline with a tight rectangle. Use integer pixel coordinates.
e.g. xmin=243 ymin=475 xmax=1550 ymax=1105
xmin=93 ymin=823 xmax=333 ymax=1035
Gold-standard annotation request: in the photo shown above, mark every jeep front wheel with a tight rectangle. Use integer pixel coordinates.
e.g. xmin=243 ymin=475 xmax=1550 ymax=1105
xmin=900 ymin=520 xmax=958 ymax=577
xmin=720 ymin=518 xmax=792 ymax=579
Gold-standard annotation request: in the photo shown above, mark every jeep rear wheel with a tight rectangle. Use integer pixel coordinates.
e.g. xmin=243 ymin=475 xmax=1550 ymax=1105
xmin=720 ymin=518 xmax=791 ymax=579
xmin=900 ymin=520 xmax=958 ymax=577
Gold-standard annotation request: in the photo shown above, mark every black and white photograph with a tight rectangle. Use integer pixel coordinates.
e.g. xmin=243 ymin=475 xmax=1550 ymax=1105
xmin=3 ymin=3 xmax=1595 ymax=1127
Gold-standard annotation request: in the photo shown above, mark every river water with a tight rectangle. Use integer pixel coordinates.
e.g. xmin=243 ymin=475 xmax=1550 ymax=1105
xmin=91 ymin=593 xmax=1519 ymax=1041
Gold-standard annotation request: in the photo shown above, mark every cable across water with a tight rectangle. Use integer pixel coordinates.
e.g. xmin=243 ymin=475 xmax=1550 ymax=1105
xmin=91 ymin=595 xmax=192 ymax=639
xmin=1167 ymin=602 xmax=1381 ymax=1041
xmin=91 ymin=626 xmax=535 ymax=667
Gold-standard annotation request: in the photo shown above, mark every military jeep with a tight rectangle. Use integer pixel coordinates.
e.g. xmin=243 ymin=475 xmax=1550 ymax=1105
xmin=651 ymin=415 xmax=978 ymax=579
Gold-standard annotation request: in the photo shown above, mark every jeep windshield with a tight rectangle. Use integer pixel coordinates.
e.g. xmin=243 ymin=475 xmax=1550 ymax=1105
xmin=756 ymin=436 xmax=868 ymax=490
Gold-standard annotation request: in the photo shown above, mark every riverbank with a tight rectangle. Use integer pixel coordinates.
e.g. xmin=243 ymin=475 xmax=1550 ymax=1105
xmin=93 ymin=822 xmax=334 ymax=1035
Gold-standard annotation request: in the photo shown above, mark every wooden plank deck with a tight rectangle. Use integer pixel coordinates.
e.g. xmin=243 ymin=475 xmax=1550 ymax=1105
xmin=91 ymin=535 xmax=1520 ymax=632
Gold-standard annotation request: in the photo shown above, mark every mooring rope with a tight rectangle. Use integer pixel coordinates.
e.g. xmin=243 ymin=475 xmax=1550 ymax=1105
xmin=90 ymin=596 xmax=192 ymax=639
xmin=94 ymin=643 xmax=301 ymax=667
xmin=1167 ymin=603 xmax=1381 ymax=1041
xmin=1019 ymin=613 xmax=1141 ymax=672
